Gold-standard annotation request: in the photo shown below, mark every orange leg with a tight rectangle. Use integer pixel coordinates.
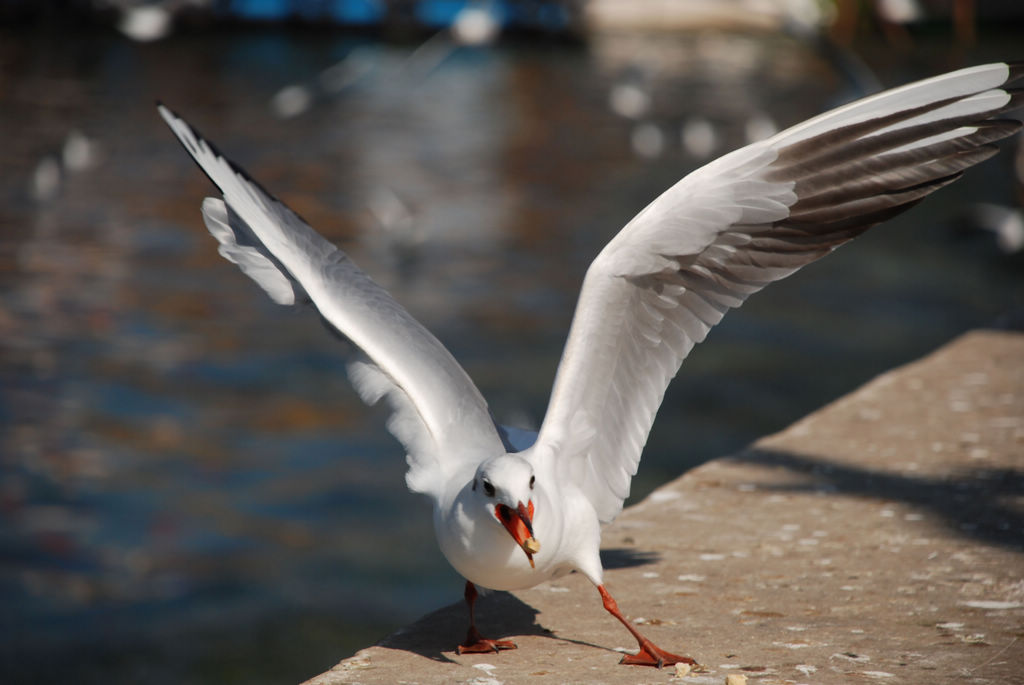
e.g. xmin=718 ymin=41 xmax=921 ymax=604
xmin=457 ymin=581 xmax=517 ymax=654
xmin=598 ymin=584 xmax=696 ymax=668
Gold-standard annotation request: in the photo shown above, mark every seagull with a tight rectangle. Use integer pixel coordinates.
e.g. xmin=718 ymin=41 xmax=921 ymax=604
xmin=158 ymin=61 xmax=1022 ymax=668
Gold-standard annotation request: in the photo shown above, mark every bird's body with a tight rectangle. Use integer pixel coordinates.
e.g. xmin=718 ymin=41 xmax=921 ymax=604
xmin=159 ymin=61 xmax=1023 ymax=667
xmin=435 ymin=457 xmax=601 ymax=591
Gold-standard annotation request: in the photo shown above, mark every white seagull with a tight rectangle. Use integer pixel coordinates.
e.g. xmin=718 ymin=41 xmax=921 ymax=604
xmin=159 ymin=61 xmax=1022 ymax=667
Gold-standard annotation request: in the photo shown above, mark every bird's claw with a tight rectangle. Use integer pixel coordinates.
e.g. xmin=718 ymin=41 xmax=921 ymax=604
xmin=619 ymin=640 xmax=696 ymax=668
xmin=457 ymin=638 xmax=517 ymax=654
xmin=458 ymin=625 xmax=517 ymax=654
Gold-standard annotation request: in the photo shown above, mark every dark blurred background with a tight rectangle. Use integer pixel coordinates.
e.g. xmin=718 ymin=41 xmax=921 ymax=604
xmin=1 ymin=1 xmax=1023 ymax=683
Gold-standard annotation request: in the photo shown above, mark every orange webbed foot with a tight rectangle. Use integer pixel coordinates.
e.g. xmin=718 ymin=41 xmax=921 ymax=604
xmin=457 ymin=626 xmax=517 ymax=654
xmin=619 ymin=640 xmax=696 ymax=668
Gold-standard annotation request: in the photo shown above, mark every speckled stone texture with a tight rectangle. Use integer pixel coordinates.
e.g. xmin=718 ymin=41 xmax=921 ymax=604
xmin=305 ymin=330 xmax=1023 ymax=685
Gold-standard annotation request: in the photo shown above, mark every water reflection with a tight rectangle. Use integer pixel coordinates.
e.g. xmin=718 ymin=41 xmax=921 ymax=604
xmin=1 ymin=25 xmax=1022 ymax=685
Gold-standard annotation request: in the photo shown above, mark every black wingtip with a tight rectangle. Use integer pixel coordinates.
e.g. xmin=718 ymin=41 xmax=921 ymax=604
xmin=1007 ymin=61 xmax=1024 ymax=86
xmin=155 ymin=101 xmax=181 ymax=129
xmin=155 ymin=103 xmax=225 ymax=192
xmin=156 ymin=103 xmax=312 ymax=228
xmin=993 ymin=88 xmax=1024 ymax=121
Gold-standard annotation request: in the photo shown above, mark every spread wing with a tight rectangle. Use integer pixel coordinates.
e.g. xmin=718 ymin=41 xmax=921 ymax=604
xmin=158 ymin=105 xmax=505 ymax=498
xmin=528 ymin=62 xmax=1023 ymax=522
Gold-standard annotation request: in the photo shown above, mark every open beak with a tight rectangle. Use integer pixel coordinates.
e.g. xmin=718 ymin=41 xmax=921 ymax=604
xmin=495 ymin=501 xmax=540 ymax=568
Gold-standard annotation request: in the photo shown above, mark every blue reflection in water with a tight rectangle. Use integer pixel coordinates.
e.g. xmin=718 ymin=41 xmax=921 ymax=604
xmin=230 ymin=0 xmax=293 ymax=21
xmin=329 ymin=0 xmax=386 ymax=25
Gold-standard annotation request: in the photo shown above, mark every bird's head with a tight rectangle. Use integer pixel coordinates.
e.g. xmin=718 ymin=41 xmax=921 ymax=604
xmin=473 ymin=454 xmax=540 ymax=568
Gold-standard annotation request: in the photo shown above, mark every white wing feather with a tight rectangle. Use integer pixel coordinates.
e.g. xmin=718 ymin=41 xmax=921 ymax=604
xmin=158 ymin=105 xmax=505 ymax=498
xmin=201 ymin=198 xmax=302 ymax=305
xmin=530 ymin=62 xmax=1022 ymax=522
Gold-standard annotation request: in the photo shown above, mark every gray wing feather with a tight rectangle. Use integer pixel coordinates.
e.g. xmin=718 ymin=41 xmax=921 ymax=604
xmin=531 ymin=62 xmax=1022 ymax=523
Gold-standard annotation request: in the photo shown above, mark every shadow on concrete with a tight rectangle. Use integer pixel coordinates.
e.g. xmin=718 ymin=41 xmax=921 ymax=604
xmin=728 ymin=447 xmax=1024 ymax=552
xmin=600 ymin=547 xmax=661 ymax=569
xmin=378 ymin=590 xmax=554 ymax=663
xmin=377 ymin=585 xmax=627 ymax=662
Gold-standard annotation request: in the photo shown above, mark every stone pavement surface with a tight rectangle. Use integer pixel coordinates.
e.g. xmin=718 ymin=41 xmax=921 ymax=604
xmin=305 ymin=330 xmax=1024 ymax=684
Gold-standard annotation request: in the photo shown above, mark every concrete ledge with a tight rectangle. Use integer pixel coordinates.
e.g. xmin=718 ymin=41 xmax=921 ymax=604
xmin=306 ymin=330 xmax=1024 ymax=684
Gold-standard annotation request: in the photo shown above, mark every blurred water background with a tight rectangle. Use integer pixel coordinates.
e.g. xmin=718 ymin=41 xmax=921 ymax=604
xmin=2 ymin=1 xmax=1023 ymax=683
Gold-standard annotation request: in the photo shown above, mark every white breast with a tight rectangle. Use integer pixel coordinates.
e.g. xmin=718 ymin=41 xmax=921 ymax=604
xmin=433 ymin=480 xmax=586 ymax=591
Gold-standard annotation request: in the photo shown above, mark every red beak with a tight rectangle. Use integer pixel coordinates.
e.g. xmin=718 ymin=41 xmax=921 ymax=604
xmin=495 ymin=501 xmax=540 ymax=568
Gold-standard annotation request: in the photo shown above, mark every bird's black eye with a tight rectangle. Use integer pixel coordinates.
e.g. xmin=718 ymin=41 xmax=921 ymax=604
xmin=483 ymin=480 xmax=495 ymax=497
xmin=529 ymin=475 xmax=535 ymax=489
